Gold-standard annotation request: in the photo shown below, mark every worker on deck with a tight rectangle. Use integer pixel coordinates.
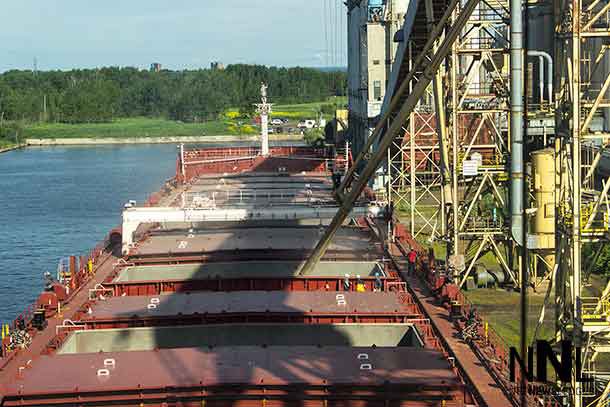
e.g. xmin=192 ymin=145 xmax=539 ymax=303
xmin=373 ymin=272 xmax=383 ymax=292
xmin=343 ymin=274 xmax=351 ymax=291
xmin=332 ymin=172 xmax=342 ymax=189
xmin=356 ymin=275 xmax=366 ymax=292
xmin=407 ymin=248 xmax=417 ymax=275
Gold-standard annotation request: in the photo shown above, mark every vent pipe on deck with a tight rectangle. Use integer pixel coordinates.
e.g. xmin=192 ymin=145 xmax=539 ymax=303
xmin=511 ymin=0 xmax=525 ymax=247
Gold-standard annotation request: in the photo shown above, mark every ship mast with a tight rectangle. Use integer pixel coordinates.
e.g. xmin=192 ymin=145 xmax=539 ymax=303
xmin=255 ymin=82 xmax=273 ymax=156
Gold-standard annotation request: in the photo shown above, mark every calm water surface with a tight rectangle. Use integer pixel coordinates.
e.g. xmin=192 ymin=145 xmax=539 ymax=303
xmin=0 ymin=145 xmax=177 ymax=323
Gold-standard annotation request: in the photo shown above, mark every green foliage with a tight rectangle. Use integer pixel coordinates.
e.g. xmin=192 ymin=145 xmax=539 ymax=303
xmin=0 ymin=121 xmax=23 ymax=147
xmin=585 ymin=244 xmax=610 ymax=278
xmin=238 ymin=98 xmax=257 ymax=119
xmin=0 ymin=66 xmax=347 ymax=125
xmin=303 ymin=128 xmax=325 ymax=147
xmin=320 ymin=103 xmax=335 ymax=116
xmin=60 ymin=79 xmax=120 ymax=123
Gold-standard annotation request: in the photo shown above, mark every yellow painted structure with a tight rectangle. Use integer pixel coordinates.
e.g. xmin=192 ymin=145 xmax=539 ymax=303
xmin=531 ymin=148 xmax=555 ymax=242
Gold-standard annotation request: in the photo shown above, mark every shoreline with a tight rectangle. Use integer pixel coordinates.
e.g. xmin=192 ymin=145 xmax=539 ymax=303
xmin=25 ymin=134 xmax=303 ymax=146
xmin=0 ymin=144 xmax=26 ymax=154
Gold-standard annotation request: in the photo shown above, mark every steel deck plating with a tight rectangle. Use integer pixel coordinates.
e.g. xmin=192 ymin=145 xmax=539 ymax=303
xmin=4 ymin=347 xmax=465 ymax=407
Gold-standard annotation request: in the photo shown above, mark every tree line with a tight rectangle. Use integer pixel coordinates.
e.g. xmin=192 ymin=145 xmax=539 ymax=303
xmin=0 ymin=65 xmax=346 ymax=124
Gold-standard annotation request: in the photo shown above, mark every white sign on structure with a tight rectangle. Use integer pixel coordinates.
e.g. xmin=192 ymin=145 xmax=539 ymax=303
xmin=462 ymin=160 xmax=479 ymax=177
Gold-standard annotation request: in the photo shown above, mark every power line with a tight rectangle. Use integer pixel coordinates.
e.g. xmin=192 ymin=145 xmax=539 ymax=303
xmin=340 ymin=2 xmax=345 ymax=67
xmin=334 ymin=0 xmax=339 ymax=69
xmin=329 ymin=0 xmax=332 ymax=69
xmin=323 ymin=0 xmax=328 ymax=69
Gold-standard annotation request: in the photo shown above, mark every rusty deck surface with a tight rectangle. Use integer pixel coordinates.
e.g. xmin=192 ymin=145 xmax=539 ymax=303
xmin=134 ymin=226 xmax=379 ymax=256
xmin=3 ymin=347 xmax=464 ymax=404
xmin=188 ymin=182 xmax=333 ymax=192
xmin=82 ymin=291 xmax=417 ymax=321
xmin=111 ymin=261 xmax=385 ymax=282
xmin=407 ymin=274 xmax=512 ymax=406
xmin=183 ymin=176 xmax=335 ymax=207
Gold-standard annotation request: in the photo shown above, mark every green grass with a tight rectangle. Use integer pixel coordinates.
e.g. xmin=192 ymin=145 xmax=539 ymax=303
xmin=0 ymin=138 xmax=14 ymax=147
xmin=22 ymin=99 xmax=346 ymax=140
xmin=23 ymin=117 xmax=260 ymax=139
xmin=273 ymin=97 xmax=347 ymax=121
xmin=464 ymin=288 xmax=555 ymax=349
xmin=0 ymin=140 xmax=16 ymax=149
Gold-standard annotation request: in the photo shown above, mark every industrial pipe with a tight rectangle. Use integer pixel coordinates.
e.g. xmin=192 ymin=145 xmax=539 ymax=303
xmin=510 ymin=0 xmax=525 ymax=246
xmin=527 ymin=50 xmax=553 ymax=105
xmin=529 ymin=55 xmax=544 ymax=104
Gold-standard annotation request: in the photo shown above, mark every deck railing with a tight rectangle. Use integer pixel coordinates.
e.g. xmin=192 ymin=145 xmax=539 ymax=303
xmin=392 ymin=224 xmax=564 ymax=407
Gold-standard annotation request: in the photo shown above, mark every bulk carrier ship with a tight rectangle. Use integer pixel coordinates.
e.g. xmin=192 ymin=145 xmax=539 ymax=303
xmin=0 ymin=124 xmax=530 ymax=407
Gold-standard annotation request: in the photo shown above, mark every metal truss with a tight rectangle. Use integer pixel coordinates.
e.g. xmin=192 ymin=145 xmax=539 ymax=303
xmin=371 ymin=0 xmax=515 ymax=286
xmin=388 ymin=107 xmax=445 ymax=241
xmin=386 ymin=0 xmax=448 ymax=245
xmin=299 ymin=0 xmax=481 ymax=275
xmin=446 ymin=0 xmax=513 ymax=285
xmin=554 ymin=0 xmax=610 ymax=403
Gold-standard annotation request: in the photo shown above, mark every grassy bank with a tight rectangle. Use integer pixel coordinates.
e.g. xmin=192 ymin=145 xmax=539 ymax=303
xmin=22 ymin=98 xmax=347 ymax=140
xmin=273 ymin=97 xmax=346 ymax=120
xmin=24 ymin=117 xmax=259 ymax=139
xmin=0 ymin=140 xmax=16 ymax=149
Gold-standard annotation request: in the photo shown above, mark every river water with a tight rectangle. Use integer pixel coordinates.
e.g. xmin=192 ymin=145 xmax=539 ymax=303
xmin=0 ymin=141 xmax=305 ymax=325
xmin=0 ymin=145 xmax=178 ymax=324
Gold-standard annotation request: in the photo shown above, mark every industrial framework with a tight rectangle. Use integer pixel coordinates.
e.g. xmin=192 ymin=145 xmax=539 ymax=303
xmin=400 ymin=0 xmax=513 ymax=285
xmin=301 ymin=0 xmax=482 ymax=273
xmin=554 ymin=0 xmax=610 ymax=404
xmin=358 ymin=0 xmax=515 ymax=285
xmin=315 ymin=0 xmax=610 ymax=406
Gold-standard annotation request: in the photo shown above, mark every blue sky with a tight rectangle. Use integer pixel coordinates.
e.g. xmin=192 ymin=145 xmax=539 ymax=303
xmin=0 ymin=1 xmax=347 ymax=72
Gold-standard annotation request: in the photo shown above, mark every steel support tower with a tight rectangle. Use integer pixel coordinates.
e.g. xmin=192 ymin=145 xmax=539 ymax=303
xmin=387 ymin=0 xmax=514 ymax=286
xmin=554 ymin=0 xmax=610 ymax=404
xmin=446 ymin=0 xmax=514 ymax=287
xmin=387 ymin=94 xmax=445 ymax=241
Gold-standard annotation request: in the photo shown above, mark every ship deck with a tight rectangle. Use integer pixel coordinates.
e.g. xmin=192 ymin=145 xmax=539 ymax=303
xmin=85 ymin=291 xmax=413 ymax=319
xmin=3 ymin=347 xmax=464 ymax=407
xmin=75 ymin=291 xmax=422 ymax=329
xmin=133 ymin=226 xmax=378 ymax=257
xmin=0 ymin=147 xmax=512 ymax=406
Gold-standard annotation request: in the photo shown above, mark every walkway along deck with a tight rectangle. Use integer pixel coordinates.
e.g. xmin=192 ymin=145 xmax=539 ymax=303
xmin=387 ymin=226 xmax=514 ymax=407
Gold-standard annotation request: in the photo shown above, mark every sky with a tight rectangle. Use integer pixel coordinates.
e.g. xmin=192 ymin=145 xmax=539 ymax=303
xmin=0 ymin=0 xmax=347 ymax=72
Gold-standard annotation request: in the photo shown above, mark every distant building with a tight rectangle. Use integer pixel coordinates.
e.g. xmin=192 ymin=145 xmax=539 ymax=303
xmin=150 ymin=63 xmax=162 ymax=72
xmin=347 ymin=0 xmax=409 ymax=157
xmin=211 ymin=61 xmax=225 ymax=70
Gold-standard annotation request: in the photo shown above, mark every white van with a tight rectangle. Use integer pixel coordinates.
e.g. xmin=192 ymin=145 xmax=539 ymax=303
xmin=297 ymin=119 xmax=317 ymax=129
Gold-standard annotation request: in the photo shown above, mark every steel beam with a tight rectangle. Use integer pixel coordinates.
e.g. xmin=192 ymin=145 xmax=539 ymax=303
xmin=299 ymin=0 xmax=480 ymax=275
